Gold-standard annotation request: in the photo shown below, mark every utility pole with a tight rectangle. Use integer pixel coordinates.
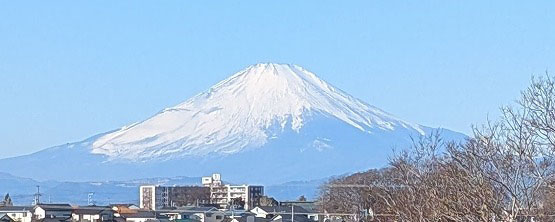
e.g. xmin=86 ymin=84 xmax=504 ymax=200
xmin=291 ymin=204 xmax=294 ymax=222
xmin=33 ymin=186 xmax=41 ymax=205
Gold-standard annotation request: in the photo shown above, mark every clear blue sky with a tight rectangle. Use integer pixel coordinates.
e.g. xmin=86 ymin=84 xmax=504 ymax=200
xmin=1 ymin=1 xmax=554 ymax=158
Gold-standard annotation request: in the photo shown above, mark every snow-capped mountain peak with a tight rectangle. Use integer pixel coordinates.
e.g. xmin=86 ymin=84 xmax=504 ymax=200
xmin=91 ymin=63 xmax=424 ymax=161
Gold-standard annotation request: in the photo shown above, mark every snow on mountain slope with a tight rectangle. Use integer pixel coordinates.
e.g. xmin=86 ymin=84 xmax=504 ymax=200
xmin=91 ymin=63 xmax=425 ymax=161
xmin=0 ymin=63 xmax=467 ymax=183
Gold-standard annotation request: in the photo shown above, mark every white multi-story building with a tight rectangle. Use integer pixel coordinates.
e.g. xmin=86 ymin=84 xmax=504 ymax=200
xmin=140 ymin=174 xmax=263 ymax=210
xmin=202 ymin=174 xmax=222 ymax=187
xmin=139 ymin=185 xmax=157 ymax=211
xmin=202 ymin=174 xmax=264 ymax=210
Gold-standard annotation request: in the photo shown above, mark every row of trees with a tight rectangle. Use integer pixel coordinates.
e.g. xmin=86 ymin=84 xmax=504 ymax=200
xmin=319 ymin=75 xmax=555 ymax=222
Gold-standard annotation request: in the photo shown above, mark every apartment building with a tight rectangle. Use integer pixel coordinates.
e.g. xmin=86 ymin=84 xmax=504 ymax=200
xmin=202 ymin=174 xmax=264 ymax=210
xmin=139 ymin=185 xmax=210 ymax=210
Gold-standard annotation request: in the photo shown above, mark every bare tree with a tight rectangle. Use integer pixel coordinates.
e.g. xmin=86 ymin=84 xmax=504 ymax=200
xmin=259 ymin=195 xmax=279 ymax=207
xmin=319 ymin=74 xmax=555 ymax=222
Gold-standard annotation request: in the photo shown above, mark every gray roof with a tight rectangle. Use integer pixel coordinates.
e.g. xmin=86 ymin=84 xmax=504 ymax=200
xmin=0 ymin=206 xmax=32 ymax=212
xmin=223 ymin=211 xmax=251 ymax=217
xmin=175 ymin=219 xmax=202 ymax=222
xmin=72 ymin=207 xmax=113 ymax=215
xmin=120 ymin=211 xmax=156 ymax=219
xmin=173 ymin=207 xmax=219 ymax=213
xmin=234 ymin=216 xmax=272 ymax=222
xmin=258 ymin=206 xmax=309 ymax=214
xmin=278 ymin=202 xmax=318 ymax=213
xmin=35 ymin=204 xmax=73 ymax=211
xmin=35 ymin=217 xmax=72 ymax=222
xmin=271 ymin=215 xmax=312 ymax=222
xmin=0 ymin=215 xmax=14 ymax=222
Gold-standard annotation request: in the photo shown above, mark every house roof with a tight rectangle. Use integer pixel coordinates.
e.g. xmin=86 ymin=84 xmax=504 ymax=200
xmin=257 ymin=206 xmax=310 ymax=215
xmin=109 ymin=204 xmax=138 ymax=208
xmin=119 ymin=211 xmax=156 ymax=219
xmin=173 ymin=207 xmax=219 ymax=213
xmin=278 ymin=202 xmax=318 ymax=213
xmin=112 ymin=206 xmax=138 ymax=214
xmin=175 ymin=219 xmax=202 ymax=222
xmin=233 ymin=216 xmax=272 ymax=222
xmin=35 ymin=204 xmax=73 ymax=211
xmin=0 ymin=206 xmax=32 ymax=212
xmin=113 ymin=217 xmax=126 ymax=222
xmin=34 ymin=217 xmax=72 ymax=222
xmin=271 ymin=215 xmax=312 ymax=222
xmin=0 ymin=214 xmax=14 ymax=222
xmin=72 ymin=207 xmax=112 ymax=215
xmin=151 ymin=210 xmax=192 ymax=216
xmin=222 ymin=211 xmax=251 ymax=217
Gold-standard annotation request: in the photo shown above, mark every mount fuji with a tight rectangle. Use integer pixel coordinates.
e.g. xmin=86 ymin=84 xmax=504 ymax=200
xmin=0 ymin=63 xmax=466 ymax=184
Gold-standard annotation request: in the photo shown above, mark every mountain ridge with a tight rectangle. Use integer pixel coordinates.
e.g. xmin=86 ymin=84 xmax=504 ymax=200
xmin=0 ymin=63 xmax=467 ymax=184
xmin=91 ymin=63 xmax=426 ymax=161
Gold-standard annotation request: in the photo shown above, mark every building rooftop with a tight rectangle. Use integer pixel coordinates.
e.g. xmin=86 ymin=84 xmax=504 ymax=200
xmin=175 ymin=219 xmax=202 ymax=222
xmin=72 ymin=206 xmax=113 ymax=215
xmin=257 ymin=206 xmax=310 ymax=214
xmin=0 ymin=214 xmax=14 ymax=222
xmin=35 ymin=204 xmax=73 ymax=211
xmin=271 ymin=214 xmax=312 ymax=222
xmin=119 ymin=211 xmax=156 ymax=219
xmin=34 ymin=217 xmax=72 ymax=222
xmin=236 ymin=216 xmax=272 ymax=222
xmin=109 ymin=204 xmax=138 ymax=208
xmin=172 ymin=206 xmax=219 ymax=213
xmin=0 ymin=206 xmax=32 ymax=212
xmin=278 ymin=202 xmax=318 ymax=213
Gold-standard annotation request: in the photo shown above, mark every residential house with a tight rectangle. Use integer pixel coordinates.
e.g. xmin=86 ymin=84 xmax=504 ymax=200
xmin=171 ymin=207 xmax=223 ymax=222
xmin=111 ymin=204 xmax=140 ymax=219
xmin=174 ymin=219 xmax=200 ymax=222
xmin=33 ymin=204 xmax=73 ymax=220
xmin=278 ymin=202 xmax=320 ymax=222
xmin=109 ymin=205 xmax=139 ymax=212
xmin=0 ymin=206 xmax=32 ymax=222
xmin=269 ymin=215 xmax=312 ymax=222
xmin=36 ymin=218 xmax=72 ymax=222
xmin=277 ymin=202 xmax=316 ymax=214
xmin=71 ymin=206 xmax=114 ymax=222
xmin=0 ymin=214 xmax=15 ymax=222
xmin=118 ymin=211 xmax=156 ymax=222
xmin=250 ymin=206 xmax=308 ymax=218
xmin=249 ymin=206 xmax=316 ymax=222
xmin=224 ymin=215 xmax=270 ymax=222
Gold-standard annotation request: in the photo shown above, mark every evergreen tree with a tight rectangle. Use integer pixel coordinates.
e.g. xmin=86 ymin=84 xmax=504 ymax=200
xmin=3 ymin=193 xmax=12 ymax=206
